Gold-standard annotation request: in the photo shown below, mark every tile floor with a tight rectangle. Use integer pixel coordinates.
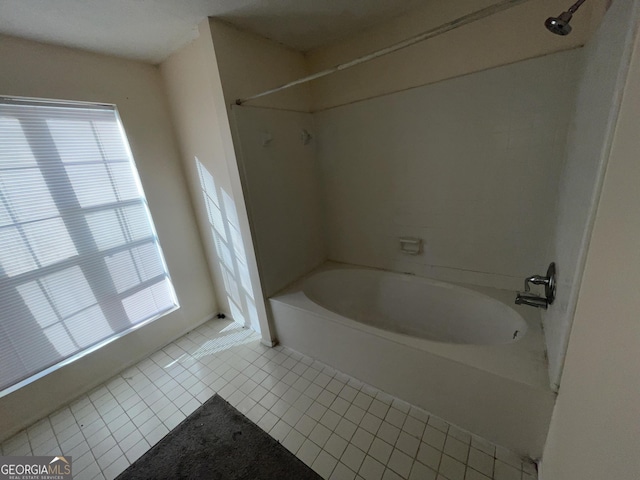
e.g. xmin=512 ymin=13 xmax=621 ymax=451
xmin=0 ymin=319 xmax=538 ymax=480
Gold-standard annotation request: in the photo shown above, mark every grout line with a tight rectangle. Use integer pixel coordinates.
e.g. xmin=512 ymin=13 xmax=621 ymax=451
xmin=2 ymin=319 xmax=535 ymax=480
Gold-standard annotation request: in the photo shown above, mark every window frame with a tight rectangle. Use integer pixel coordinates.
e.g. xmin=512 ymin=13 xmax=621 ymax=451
xmin=0 ymin=96 xmax=179 ymax=398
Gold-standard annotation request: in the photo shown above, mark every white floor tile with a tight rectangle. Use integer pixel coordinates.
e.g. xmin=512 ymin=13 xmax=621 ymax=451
xmin=92 ymin=435 xmax=118 ymax=462
xmin=493 ymin=460 xmax=521 ymax=480
xmin=269 ymin=419 xmax=292 ymax=442
xmin=325 ymin=379 xmax=345 ymax=395
xmin=352 ymin=428 xmax=375 ymax=453
xmin=345 ymin=405 xmax=366 ymax=425
xmin=321 ymin=410 xmax=342 ymax=431
xmin=448 ymin=426 xmax=472 ymax=445
xmin=308 ymin=402 xmax=329 ymax=421
xmin=283 ymin=428 xmax=306 ymax=454
xmin=495 ymin=447 xmax=523 ymax=469
xmin=145 ymin=424 xmax=169 ymax=446
xmin=402 ymin=416 xmax=426 ymax=440
xmin=102 ymin=455 xmax=129 ymax=480
xmin=467 ymin=448 xmax=494 ymax=477
xmin=119 ymin=429 xmax=144 ymax=454
xmin=77 ymin=460 xmax=102 ymax=480
xmin=293 ymin=393 xmax=314 ymax=413
xmin=335 ymin=418 xmax=358 ymax=442
xmin=125 ymin=438 xmax=150 ymax=463
xmin=396 ymin=432 xmax=420 ymax=458
xmin=96 ymin=444 xmax=124 ymax=470
xmin=360 ymin=455 xmax=386 ymax=480
xmin=3 ymin=318 xmax=535 ymax=480
xmin=423 ymin=425 xmax=447 ymax=451
xmin=377 ymin=422 xmax=401 ymax=446
xmin=325 ymin=433 xmax=350 ymax=459
xmin=282 ymin=405 xmax=304 ymax=427
xmin=385 ymin=408 xmax=407 ymax=429
xmin=439 ymin=454 xmax=466 ymax=480
xmin=257 ymin=411 xmax=279 ymax=432
xmin=444 ymin=436 xmax=470 ymax=463
xmin=428 ymin=416 xmax=450 ymax=434
xmin=342 ymin=444 xmax=367 ymax=473
xmin=465 ymin=468 xmax=492 ymax=480
xmin=310 ymin=423 xmax=333 ymax=448
xmin=369 ymin=438 xmax=394 ymax=465
xmin=409 ymin=461 xmax=437 ymax=480
xmin=388 ymin=448 xmax=413 ymax=478
xmin=339 ymin=385 xmax=359 ymax=403
xmin=408 ymin=407 xmax=429 ymax=424
xmin=353 ymin=392 xmax=374 ymax=411
xmin=313 ymin=450 xmax=339 ymax=479
xmin=299 ymin=438 xmax=322 ymax=467
xmin=74 ymin=451 xmax=97 ymax=475
xmin=331 ymin=462 xmax=357 ymax=480
xmin=383 ymin=466 xmax=404 ymax=480
xmin=360 ymin=413 xmax=383 ymax=436
xmin=368 ymin=399 xmax=390 ymax=419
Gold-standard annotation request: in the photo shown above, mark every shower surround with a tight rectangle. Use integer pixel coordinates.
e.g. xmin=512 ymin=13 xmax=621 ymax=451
xmin=229 ymin=50 xmax=584 ymax=457
xmin=314 ymin=49 xmax=581 ymax=292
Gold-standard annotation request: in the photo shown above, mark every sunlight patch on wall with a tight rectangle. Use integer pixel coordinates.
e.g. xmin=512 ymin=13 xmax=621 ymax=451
xmin=195 ymin=158 xmax=260 ymax=333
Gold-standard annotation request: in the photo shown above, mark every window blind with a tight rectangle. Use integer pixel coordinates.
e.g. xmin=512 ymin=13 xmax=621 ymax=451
xmin=0 ymin=97 xmax=178 ymax=395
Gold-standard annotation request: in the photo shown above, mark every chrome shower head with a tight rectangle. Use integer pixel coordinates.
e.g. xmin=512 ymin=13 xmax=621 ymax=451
xmin=545 ymin=0 xmax=587 ymax=36
xmin=545 ymin=11 xmax=574 ymax=35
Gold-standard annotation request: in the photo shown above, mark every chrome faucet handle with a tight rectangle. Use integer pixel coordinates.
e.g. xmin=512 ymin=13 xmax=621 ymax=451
xmin=517 ymin=263 xmax=557 ymax=307
xmin=524 ymin=275 xmax=550 ymax=292
xmin=515 ymin=292 xmax=549 ymax=309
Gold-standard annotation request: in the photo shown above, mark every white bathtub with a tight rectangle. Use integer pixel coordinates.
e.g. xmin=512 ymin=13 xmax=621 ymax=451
xmin=303 ymin=268 xmax=528 ymax=345
xmin=270 ymin=263 xmax=555 ymax=457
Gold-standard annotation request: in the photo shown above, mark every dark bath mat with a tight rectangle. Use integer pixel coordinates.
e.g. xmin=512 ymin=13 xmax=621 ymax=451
xmin=116 ymin=395 xmax=322 ymax=480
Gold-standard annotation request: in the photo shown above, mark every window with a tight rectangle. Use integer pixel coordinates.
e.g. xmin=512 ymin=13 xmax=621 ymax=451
xmin=0 ymin=96 xmax=178 ymax=395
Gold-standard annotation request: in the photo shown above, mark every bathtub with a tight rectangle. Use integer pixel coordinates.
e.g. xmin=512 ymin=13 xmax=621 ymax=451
xmin=269 ymin=263 xmax=556 ymax=457
xmin=303 ymin=268 xmax=528 ymax=345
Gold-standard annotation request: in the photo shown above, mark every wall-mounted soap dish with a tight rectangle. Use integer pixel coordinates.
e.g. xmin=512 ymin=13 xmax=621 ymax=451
xmin=399 ymin=237 xmax=423 ymax=255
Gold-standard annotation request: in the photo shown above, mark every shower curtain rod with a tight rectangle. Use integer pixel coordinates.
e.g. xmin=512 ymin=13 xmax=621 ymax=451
xmin=235 ymin=0 xmax=532 ymax=106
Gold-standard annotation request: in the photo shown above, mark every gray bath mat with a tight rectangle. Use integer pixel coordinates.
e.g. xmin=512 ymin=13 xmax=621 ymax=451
xmin=116 ymin=395 xmax=321 ymax=480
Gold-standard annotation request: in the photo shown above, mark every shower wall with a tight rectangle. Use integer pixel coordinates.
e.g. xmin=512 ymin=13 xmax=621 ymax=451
xmin=306 ymin=0 xmax=606 ymax=111
xmin=232 ymin=106 xmax=326 ymax=296
xmin=314 ymin=49 xmax=582 ymax=289
xmin=543 ymin=0 xmax=640 ymax=390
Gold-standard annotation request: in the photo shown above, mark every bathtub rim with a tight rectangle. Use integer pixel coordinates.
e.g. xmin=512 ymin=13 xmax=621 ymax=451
xmin=302 ymin=266 xmax=529 ymax=346
xmin=270 ymin=261 xmax=550 ymax=391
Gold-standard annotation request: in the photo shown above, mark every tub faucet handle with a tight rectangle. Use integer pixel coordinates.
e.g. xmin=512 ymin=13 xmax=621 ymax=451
xmin=515 ymin=292 xmax=548 ymax=309
xmin=516 ymin=262 xmax=557 ymax=308
xmin=524 ymin=275 xmax=549 ymax=292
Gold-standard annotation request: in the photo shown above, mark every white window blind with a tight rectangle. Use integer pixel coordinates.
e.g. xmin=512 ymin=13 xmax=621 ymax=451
xmin=0 ymin=97 xmax=178 ymax=395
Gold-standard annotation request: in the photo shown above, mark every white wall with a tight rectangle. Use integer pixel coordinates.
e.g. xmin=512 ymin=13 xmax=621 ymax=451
xmin=208 ymin=20 xmax=327 ymax=297
xmin=161 ymin=21 xmax=273 ymax=343
xmin=209 ymin=19 xmax=311 ymax=113
xmin=160 ymin=28 xmax=239 ymax=322
xmin=0 ymin=34 xmax=216 ymax=439
xmin=232 ymin=107 xmax=326 ymax=296
xmin=306 ymin=0 xmax=607 ymax=111
xmin=541 ymin=2 xmax=640 ymax=475
xmin=543 ymin=0 xmax=639 ymax=389
xmin=314 ymin=50 xmax=581 ymax=289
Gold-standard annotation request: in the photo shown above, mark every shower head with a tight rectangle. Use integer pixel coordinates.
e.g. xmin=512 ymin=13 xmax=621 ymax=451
xmin=545 ymin=11 xmax=574 ymax=35
xmin=545 ymin=0 xmax=587 ymax=36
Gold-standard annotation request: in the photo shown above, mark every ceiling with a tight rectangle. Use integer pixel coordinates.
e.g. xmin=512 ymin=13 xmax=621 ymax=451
xmin=0 ymin=0 xmax=428 ymax=64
